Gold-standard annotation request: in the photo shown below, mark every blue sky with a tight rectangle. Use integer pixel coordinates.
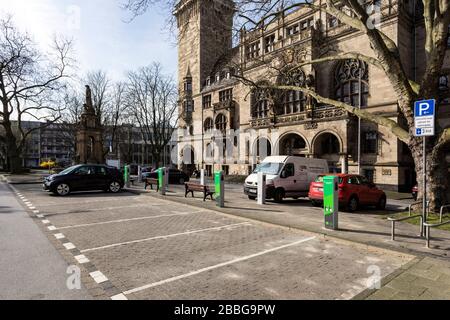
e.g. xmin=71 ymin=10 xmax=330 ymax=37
xmin=0 ymin=0 xmax=178 ymax=81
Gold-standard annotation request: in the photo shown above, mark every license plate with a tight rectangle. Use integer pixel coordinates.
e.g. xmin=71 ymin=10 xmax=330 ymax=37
xmin=249 ymin=189 xmax=257 ymax=194
xmin=317 ymin=188 xmax=323 ymax=192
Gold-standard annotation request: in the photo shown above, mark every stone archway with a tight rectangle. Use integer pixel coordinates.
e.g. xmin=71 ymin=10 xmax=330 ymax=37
xmin=278 ymin=133 xmax=308 ymax=156
xmin=181 ymin=145 xmax=196 ymax=176
xmin=252 ymin=137 xmax=272 ymax=163
xmin=312 ymin=132 xmax=343 ymax=171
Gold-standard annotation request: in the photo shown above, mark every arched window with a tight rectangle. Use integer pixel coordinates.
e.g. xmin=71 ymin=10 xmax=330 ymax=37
xmin=278 ymin=69 xmax=307 ymax=115
xmin=251 ymin=88 xmax=270 ymax=119
xmin=215 ymin=114 xmax=227 ymax=132
xmin=335 ymin=59 xmax=369 ymax=108
xmin=204 ymin=117 xmax=213 ymax=132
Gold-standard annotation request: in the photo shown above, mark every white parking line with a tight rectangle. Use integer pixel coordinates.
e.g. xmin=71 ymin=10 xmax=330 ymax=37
xmin=54 ymin=233 xmax=65 ymax=240
xmin=63 ymin=243 xmax=76 ymax=250
xmin=57 ymin=212 xmax=199 ymax=230
xmin=80 ymin=222 xmax=251 ymax=253
xmin=37 ymin=197 xmax=143 ymax=207
xmin=89 ymin=271 xmax=108 ymax=284
xmin=122 ymin=236 xmax=316 ymax=296
xmin=48 ymin=226 xmax=57 ymax=231
xmin=74 ymin=255 xmax=90 ymax=264
xmin=111 ymin=293 xmax=128 ymax=300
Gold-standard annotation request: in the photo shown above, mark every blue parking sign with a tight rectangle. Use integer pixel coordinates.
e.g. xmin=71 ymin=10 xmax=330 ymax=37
xmin=414 ymin=99 xmax=435 ymax=117
xmin=414 ymin=99 xmax=435 ymax=137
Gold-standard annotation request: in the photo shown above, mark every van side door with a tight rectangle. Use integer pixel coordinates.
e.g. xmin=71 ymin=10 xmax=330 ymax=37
xmin=298 ymin=165 xmax=309 ymax=191
xmin=280 ymin=163 xmax=296 ymax=193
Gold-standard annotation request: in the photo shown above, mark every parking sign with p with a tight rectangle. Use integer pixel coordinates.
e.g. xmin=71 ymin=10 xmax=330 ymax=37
xmin=414 ymin=99 xmax=435 ymax=137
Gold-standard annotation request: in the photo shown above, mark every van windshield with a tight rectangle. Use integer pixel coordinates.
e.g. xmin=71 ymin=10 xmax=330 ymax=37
xmin=253 ymin=163 xmax=284 ymax=175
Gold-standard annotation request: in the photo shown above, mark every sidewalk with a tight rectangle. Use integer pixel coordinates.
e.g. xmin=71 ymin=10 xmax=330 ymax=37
xmin=126 ymin=182 xmax=450 ymax=300
xmin=0 ymin=181 xmax=91 ymax=300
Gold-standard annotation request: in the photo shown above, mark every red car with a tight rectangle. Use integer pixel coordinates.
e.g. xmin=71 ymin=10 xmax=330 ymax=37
xmin=308 ymin=174 xmax=387 ymax=212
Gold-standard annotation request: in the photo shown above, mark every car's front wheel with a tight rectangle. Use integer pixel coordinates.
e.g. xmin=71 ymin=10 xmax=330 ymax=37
xmin=109 ymin=181 xmax=122 ymax=193
xmin=54 ymin=183 xmax=70 ymax=196
xmin=179 ymin=177 xmax=185 ymax=184
xmin=248 ymin=195 xmax=256 ymax=200
xmin=376 ymin=195 xmax=387 ymax=210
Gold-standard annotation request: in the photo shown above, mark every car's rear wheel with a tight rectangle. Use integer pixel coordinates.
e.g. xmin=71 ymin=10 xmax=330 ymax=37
xmin=274 ymin=188 xmax=284 ymax=203
xmin=109 ymin=181 xmax=121 ymax=193
xmin=55 ymin=183 xmax=70 ymax=196
xmin=347 ymin=196 xmax=359 ymax=212
xmin=376 ymin=196 xmax=387 ymax=210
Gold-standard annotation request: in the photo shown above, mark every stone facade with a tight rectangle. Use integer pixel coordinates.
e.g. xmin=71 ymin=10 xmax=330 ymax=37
xmin=174 ymin=0 xmax=450 ymax=191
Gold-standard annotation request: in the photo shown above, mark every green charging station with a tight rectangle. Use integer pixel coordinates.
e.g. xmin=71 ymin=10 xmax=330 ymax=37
xmin=157 ymin=168 xmax=166 ymax=195
xmin=124 ymin=165 xmax=130 ymax=187
xmin=323 ymin=176 xmax=339 ymax=230
xmin=214 ymin=171 xmax=224 ymax=208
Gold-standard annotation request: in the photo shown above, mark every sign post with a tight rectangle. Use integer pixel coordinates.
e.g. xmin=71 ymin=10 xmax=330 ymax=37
xmin=214 ymin=171 xmax=224 ymax=208
xmin=414 ymin=99 xmax=436 ymax=237
xmin=323 ymin=176 xmax=339 ymax=230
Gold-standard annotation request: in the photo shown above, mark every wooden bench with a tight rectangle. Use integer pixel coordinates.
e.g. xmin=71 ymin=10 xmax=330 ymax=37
xmin=185 ymin=183 xmax=214 ymax=201
xmin=144 ymin=178 xmax=159 ymax=191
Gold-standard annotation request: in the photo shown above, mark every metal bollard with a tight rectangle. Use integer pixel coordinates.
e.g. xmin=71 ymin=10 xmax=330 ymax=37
xmin=200 ymin=169 xmax=205 ymax=186
xmin=257 ymin=172 xmax=266 ymax=205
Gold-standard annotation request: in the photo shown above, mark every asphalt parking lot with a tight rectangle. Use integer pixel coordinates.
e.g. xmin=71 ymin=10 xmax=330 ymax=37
xmin=12 ymin=184 xmax=413 ymax=300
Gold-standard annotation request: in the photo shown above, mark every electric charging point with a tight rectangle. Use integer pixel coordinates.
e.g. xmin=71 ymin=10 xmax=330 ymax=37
xmin=158 ymin=168 xmax=167 ymax=196
xmin=324 ymin=176 xmax=339 ymax=230
xmin=124 ymin=165 xmax=130 ymax=188
xmin=200 ymin=169 xmax=205 ymax=186
xmin=214 ymin=171 xmax=225 ymax=208
xmin=257 ymin=172 xmax=266 ymax=205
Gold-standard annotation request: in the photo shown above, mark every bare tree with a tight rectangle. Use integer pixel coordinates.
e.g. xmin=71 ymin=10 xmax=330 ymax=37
xmin=126 ymin=63 xmax=177 ymax=167
xmin=104 ymin=82 xmax=128 ymax=158
xmin=124 ymin=0 xmax=450 ymax=210
xmin=85 ymin=70 xmax=111 ymax=127
xmin=0 ymin=15 xmax=74 ymax=173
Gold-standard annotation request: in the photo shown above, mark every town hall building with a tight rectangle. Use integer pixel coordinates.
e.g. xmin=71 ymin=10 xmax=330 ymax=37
xmin=174 ymin=0 xmax=450 ymax=191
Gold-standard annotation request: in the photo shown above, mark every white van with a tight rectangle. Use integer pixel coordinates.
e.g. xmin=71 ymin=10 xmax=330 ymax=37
xmin=244 ymin=156 xmax=329 ymax=202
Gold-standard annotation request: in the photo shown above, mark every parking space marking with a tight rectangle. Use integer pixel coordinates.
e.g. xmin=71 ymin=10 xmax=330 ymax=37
xmin=57 ymin=212 xmax=197 ymax=230
xmin=122 ymin=236 xmax=317 ymax=296
xmin=36 ymin=214 xmax=44 ymax=219
xmin=54 ymin=233 xmax=65 ymax=240
xmin=74 ymin=255 xmax=90 ymax=264
xmin=80 ymin=222 xmax=251 ymax=253
xmin=111 ymin=293 xmax=128 ymax=300
xmin=89 ymin=271 xmax=108 ymax=284
xmin=48 ymin=226 xmax=57 ymax=231
xmin=63 ymin=243 xmax=76 ymax=250
xmin=42 ymin=220 xmax=50 ymax=224
xmin=35 ymin=197 xmax=143 ymax=207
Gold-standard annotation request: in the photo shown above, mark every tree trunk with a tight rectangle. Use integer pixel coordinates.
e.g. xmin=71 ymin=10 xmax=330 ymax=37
xmin=4 ymin=126 xmax=23 ymax=174
xmin=411 ymin=137 xmax=449 ymax=213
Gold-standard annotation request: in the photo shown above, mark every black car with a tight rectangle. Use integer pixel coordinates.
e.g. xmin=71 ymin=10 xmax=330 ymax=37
xmin=43 ymin=164 xmax=124 ymax=196
xmin=144 ymin=169 xmax=190 ymax=184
